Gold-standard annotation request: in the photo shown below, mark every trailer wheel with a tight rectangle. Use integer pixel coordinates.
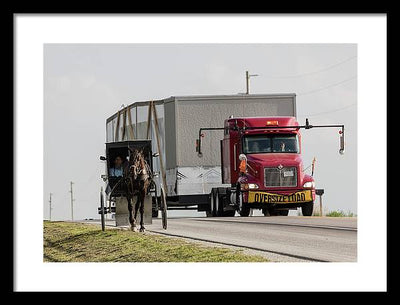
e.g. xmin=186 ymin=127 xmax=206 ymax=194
xmin=215 ymin=189 xmax=222 ymax=217
xmin=206 ymin=189 xmax=216 ymax=217
xmin=160 ymin=188 xmax=167 ymax=229
xmin=301 ymin=201 xmax=314 ymax=216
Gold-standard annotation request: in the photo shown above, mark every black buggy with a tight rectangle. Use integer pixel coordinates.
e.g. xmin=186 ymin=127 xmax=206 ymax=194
xmin=99 ymin=140 xmax=160 ymax=221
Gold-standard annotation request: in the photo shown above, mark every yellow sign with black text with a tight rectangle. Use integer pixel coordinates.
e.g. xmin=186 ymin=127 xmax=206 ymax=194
xmin=248 ymin=190 xmax=312 ymax=204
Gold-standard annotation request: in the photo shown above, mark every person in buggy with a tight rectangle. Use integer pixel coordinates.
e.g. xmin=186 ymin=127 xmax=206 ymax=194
xmin=105 ymin=155 xmax=126 ymax=195
xmin=109 ymin=156 xmax=124 ymax=177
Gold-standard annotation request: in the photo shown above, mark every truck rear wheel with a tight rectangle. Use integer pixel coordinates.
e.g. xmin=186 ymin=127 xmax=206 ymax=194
xmin=215 ymin=189 xmax=222 ymax=217
xmin=301 ymin=201 xmax=314 ymax=216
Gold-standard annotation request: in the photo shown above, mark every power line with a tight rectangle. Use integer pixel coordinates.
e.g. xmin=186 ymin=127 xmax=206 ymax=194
xmin=297 ymin=76 xmax=357 ymax=96
xmin=298 ymin=103 xmax=357 ymax=118
xmin=262 ymin=55 xmax=357 ymax=79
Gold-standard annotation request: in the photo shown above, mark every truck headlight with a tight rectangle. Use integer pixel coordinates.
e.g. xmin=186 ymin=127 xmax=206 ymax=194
xmin=248 ymin=183 xmax=259 ymax=190
xmin=303 ymin=181 xmax=315 ymax=188
xmin=240 ymin=183 xmax=259 ymax=190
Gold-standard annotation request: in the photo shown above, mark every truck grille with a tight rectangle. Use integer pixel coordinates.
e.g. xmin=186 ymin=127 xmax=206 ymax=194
xmin=264 ymin=167 xmax=297 ymax=187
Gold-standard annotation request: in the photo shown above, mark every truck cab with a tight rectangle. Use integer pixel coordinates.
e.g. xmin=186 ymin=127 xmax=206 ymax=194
xmin=221 ymin=116 xmax=315 ymax=216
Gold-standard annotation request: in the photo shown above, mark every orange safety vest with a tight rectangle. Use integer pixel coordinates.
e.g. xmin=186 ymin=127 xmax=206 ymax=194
xmin=239 ymin=160 xmax=247 ymax=173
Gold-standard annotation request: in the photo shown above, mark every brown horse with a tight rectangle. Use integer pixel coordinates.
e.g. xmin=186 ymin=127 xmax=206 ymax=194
xmin=124 ymin=148 xmax=152 ymax=232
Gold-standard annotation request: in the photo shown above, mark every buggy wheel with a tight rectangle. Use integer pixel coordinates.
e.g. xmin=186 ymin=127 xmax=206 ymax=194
xmin=160 ymin=188 xmax=167 ymax=229
xmin=152 ymin=197 xmax=159 ymax=217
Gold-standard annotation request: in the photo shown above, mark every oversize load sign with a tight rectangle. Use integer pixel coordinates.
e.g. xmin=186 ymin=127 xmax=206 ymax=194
xmin=248 ymin=190 xmax=312 ymax=204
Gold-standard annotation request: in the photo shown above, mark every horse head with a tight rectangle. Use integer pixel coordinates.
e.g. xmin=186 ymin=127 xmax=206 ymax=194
xmin=127 ymin=148 xmax=150 ymax=180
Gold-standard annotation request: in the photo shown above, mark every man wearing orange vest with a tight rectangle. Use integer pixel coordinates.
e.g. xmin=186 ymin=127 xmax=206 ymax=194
xmin=239 ymin=158 xmax=247 ymax=174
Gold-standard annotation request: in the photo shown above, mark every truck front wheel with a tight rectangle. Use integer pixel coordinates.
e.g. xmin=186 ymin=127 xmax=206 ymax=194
xmin=301 ymin=201 xmax=314 ymax=216
xmin=239 ymin=206 xmax=250 ymax=217
xmin=236 ymin=187 xmax=250 ymax=217
xmin=278 ymin=210 xmax=289 ymax=216
xmin=262 ymin=207 xmax=278 ymax=216
xmin=223 ymin=210 xmax=236 ymax=217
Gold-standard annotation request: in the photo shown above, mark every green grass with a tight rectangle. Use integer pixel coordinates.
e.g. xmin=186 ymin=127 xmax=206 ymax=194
xmin=43 ymin=221 xmax=268 ymax=262
xmin=325 ymin=210 xmax=356 ymax=217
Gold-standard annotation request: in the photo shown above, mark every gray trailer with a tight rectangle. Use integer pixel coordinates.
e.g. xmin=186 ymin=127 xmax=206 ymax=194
xmin=105 ymin=94 xmax=296 ymax=215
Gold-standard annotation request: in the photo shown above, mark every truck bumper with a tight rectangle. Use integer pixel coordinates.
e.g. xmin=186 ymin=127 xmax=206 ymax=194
xmin=243 ymin=189 xmax=315 ymax=208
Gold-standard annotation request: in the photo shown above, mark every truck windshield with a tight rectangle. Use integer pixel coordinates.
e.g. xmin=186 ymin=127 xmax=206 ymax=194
xmin=243 ymin=134 xmax=299 ymax=154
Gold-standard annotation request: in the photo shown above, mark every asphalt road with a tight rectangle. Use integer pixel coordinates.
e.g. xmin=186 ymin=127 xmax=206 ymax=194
xmin=145 ymin=216 xmax=357 ymax=262
xmin=82 ymin=215 xmax=357 ymax=262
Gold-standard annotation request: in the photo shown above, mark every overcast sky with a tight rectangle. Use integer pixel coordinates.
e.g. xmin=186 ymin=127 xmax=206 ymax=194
xmin=44 ymin=43 xmax=357 ymax=220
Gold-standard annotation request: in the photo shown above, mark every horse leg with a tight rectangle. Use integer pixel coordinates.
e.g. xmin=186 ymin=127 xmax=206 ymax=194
xmin=127 ymin=195 xmax=137 ymax=232
xmin=133 ymin=193 xmax=140 ymax=231
xmin=139 ymin=190 xmax=146 ymax=232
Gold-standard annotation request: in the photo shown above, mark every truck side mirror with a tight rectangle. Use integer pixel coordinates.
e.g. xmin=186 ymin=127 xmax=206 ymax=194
xmin=100 ymin=156 xmax=107 ymax=161
xmin=238 ymin=154 xmax=247 ymax=174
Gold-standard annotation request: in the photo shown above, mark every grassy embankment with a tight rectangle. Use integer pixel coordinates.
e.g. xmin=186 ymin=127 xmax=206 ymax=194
xmin=43 ymin=221 xmax=268 ymax=262
xmin=324 ymin=210 xmax=356 ymax=217
xmin=311 ymin=209 xmax=356 ymax=217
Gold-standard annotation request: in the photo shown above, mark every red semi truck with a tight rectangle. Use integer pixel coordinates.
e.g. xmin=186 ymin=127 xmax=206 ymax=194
xmin=104 ymin=95 xmax=344 ymax=219
xmin=197 ymin=115 xmax=344 ymax=217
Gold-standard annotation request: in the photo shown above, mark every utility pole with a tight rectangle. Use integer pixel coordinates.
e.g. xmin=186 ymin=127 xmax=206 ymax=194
xmin=49 ymin=193 xmax=53 ymax=221
xmin=69 ymin=181 xmax=75 ymax=221
xmin=245 ymin=70 xmax=259 ymax=94
xmin=246 ymin=71 xmax=249 ymax=94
